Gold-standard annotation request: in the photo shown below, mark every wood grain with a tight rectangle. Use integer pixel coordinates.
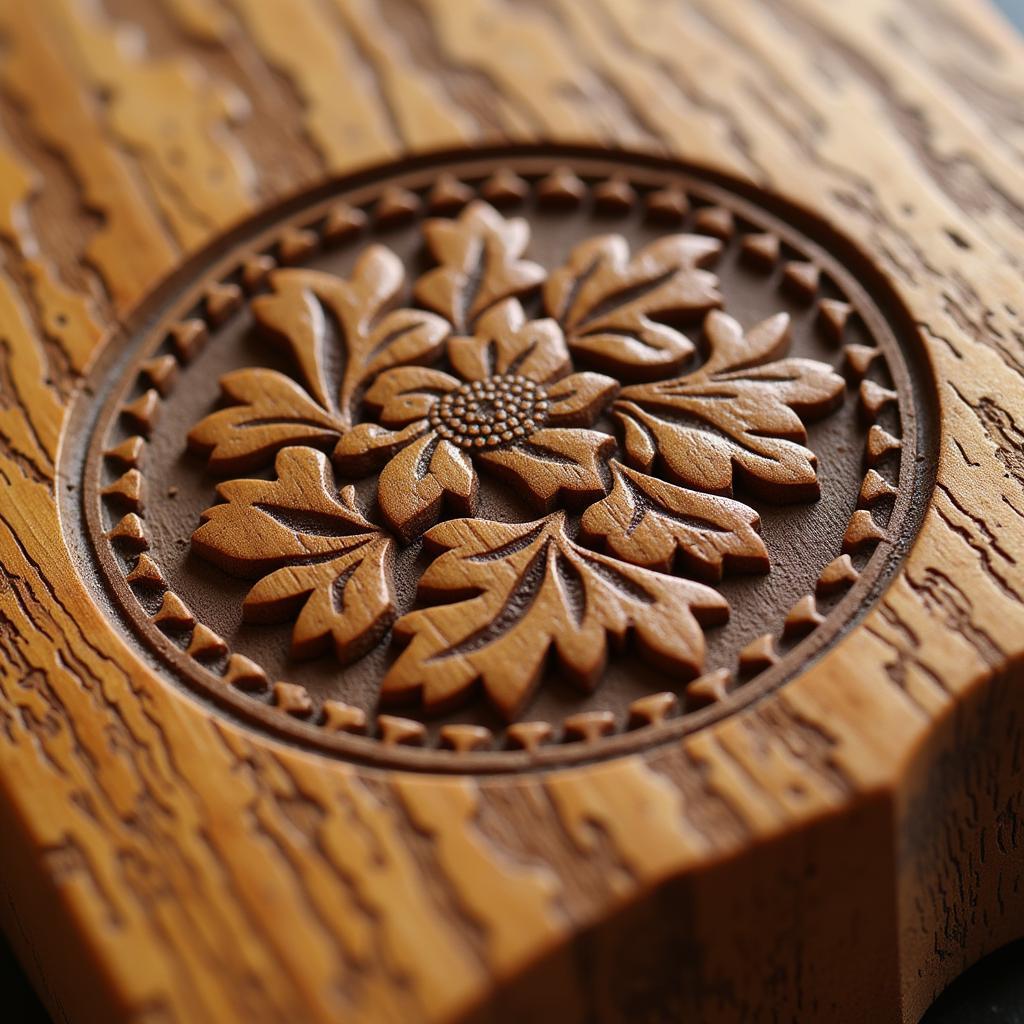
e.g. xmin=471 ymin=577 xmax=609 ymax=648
xmin=0 ymin=1 xmax=1021 ymax=1022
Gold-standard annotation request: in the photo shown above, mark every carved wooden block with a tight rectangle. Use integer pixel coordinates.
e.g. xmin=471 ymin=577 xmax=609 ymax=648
xmin=0 ymin=2 xmax=1022 ymax=1022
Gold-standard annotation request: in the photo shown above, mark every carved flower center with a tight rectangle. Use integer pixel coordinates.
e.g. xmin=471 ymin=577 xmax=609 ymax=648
xmin=430 ymin=374 xmax=549 ymax=449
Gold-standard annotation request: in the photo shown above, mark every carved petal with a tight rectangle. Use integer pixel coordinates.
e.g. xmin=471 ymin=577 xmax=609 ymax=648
xmin=448 ymin=300 xmax=570 ymax=384
xmin=378 ymin=432 xmax=478 ymax=541
xmin=363 ymin=366 xmax=460 ymax=426
xmin=477 ymin=428 xmax=614 ymax=510
xmin=544 ymin=233 xmax=721 ymax=379
xmin=357 ymin=307 xmax=450 ymax=392
xmin=580 ymin=461 xmax=769 ymax=579
xmin=192 ymin=447 xmax=382 ymax=577
xmin=415 ymin=201 xmax=545 ymax=331
xmin=188 ymin=369 xmax=343 ymax=473
xmin=382 ymin=513 xmax=729 ymax=719
xmin=243 ymin=538 xmax=395 ymax=662
xmin=333 ymin=420 xmax=429 ymax=476
xmin=545 ymin=371 xmax=619 ymax=426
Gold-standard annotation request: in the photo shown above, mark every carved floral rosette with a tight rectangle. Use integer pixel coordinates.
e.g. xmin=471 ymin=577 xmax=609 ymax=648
xmin=72 ymin=152 xmax=930 ymax=768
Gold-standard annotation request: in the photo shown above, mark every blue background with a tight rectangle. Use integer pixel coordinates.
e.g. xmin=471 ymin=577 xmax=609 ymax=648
xmin=1002 ymin=0 xmax=1024 ymax=23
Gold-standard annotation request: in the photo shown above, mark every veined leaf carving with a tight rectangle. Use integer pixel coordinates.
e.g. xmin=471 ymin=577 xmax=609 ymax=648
xmin=243 ymin=543 xmax=393 ymax=661
xmin=614 ymin=311 xmax=845 ymax=500
xmin=255 ymin=248 xmax=449 ymax=422
xmin=382 ymin=512 xmax=729 ymax=720
xmin=544 ymin=233 xmax=722 ymax=379
xmin=192 ymin=447 xmax=394 ymax=661
xmin=414 ymin=201 xmax=545 ymax=332
xmin=189 ymin=246 xmax=447 ymax=472
xmin=581 ymin=461 xmax=769 ymax=578
xmin=187 ymin=368 xmax=344 ymax=473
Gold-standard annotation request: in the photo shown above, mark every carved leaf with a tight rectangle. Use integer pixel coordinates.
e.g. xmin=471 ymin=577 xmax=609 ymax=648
xmin=193 ymin=446 xmax=384 ymax=575
xmin=415 ymin=202 xmax=545 ymax=332
xmin=580 ymin=461 xmax=769 ymax=579
xmin=544 ymin=234 xmax=722 ymax=379
xmin=615 ymin=312 xmax=845 ymax=500
xmin=191 ymin=447 xmax=395 ymax=660
xmin=250 ymin=271 xmax=333 ymax=409
xmin=191 ymin=248 xmax=447 ymax=472
xmin=382 ymin=512 xmax=729 ymax=719
xmin=255 ymin=248 xmax=449 ymax=425
xmin=187 ymin=368 xmax=344 ymax=473
xmin=243 ymin=539 xmax=394 ymax=662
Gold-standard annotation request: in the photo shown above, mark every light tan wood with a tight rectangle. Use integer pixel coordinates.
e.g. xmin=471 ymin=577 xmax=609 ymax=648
xmin=0 ymin=1 xmax=1021 ymax=1022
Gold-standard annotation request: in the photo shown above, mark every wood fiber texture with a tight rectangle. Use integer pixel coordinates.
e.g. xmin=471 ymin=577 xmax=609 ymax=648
xmin=0 ymin=1 xmax=1022 ymax=1023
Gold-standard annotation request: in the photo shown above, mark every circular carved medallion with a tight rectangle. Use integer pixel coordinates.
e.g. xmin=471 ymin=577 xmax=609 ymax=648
xmin=62 ymin=148 xmax=936 ymax=771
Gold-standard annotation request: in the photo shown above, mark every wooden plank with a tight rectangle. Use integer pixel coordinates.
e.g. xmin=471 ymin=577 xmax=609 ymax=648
xmin=0 ymin=1 xmax=1020 ymax=1021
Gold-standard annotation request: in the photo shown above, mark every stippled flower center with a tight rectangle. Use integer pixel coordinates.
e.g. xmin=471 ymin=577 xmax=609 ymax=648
xmin=430 ymin=374 xmax=550 ymax=449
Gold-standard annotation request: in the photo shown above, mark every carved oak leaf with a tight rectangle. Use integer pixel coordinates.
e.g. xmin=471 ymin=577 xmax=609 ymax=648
xmin=580 ymin=461 xmax=769 ymax=579
xmin=254 ymin=248 xmax=449 ymax=424
xmin=189 ymin=247 xmax=447 ymax=472
xmin=187 ymin=368 xmax=344 ymax=473
xmin=244 ymin=542 xmax=393 ymax=661
xmin=414 ymin=201 xmax=545 ymax=332
xmin=382 ymin=512 xmax=729 ymax=720
xmin=191 ymin=447 xmax=394 ymax=662
xmin=614 ymin=311 xmax=845 ymax=500
xmin=544 ymin=233 xmax=722 ymax=380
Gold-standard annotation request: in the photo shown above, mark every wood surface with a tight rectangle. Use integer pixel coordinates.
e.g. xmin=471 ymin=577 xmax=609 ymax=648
xmin=0 ymin=1 xmax=1022 ymax=1022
